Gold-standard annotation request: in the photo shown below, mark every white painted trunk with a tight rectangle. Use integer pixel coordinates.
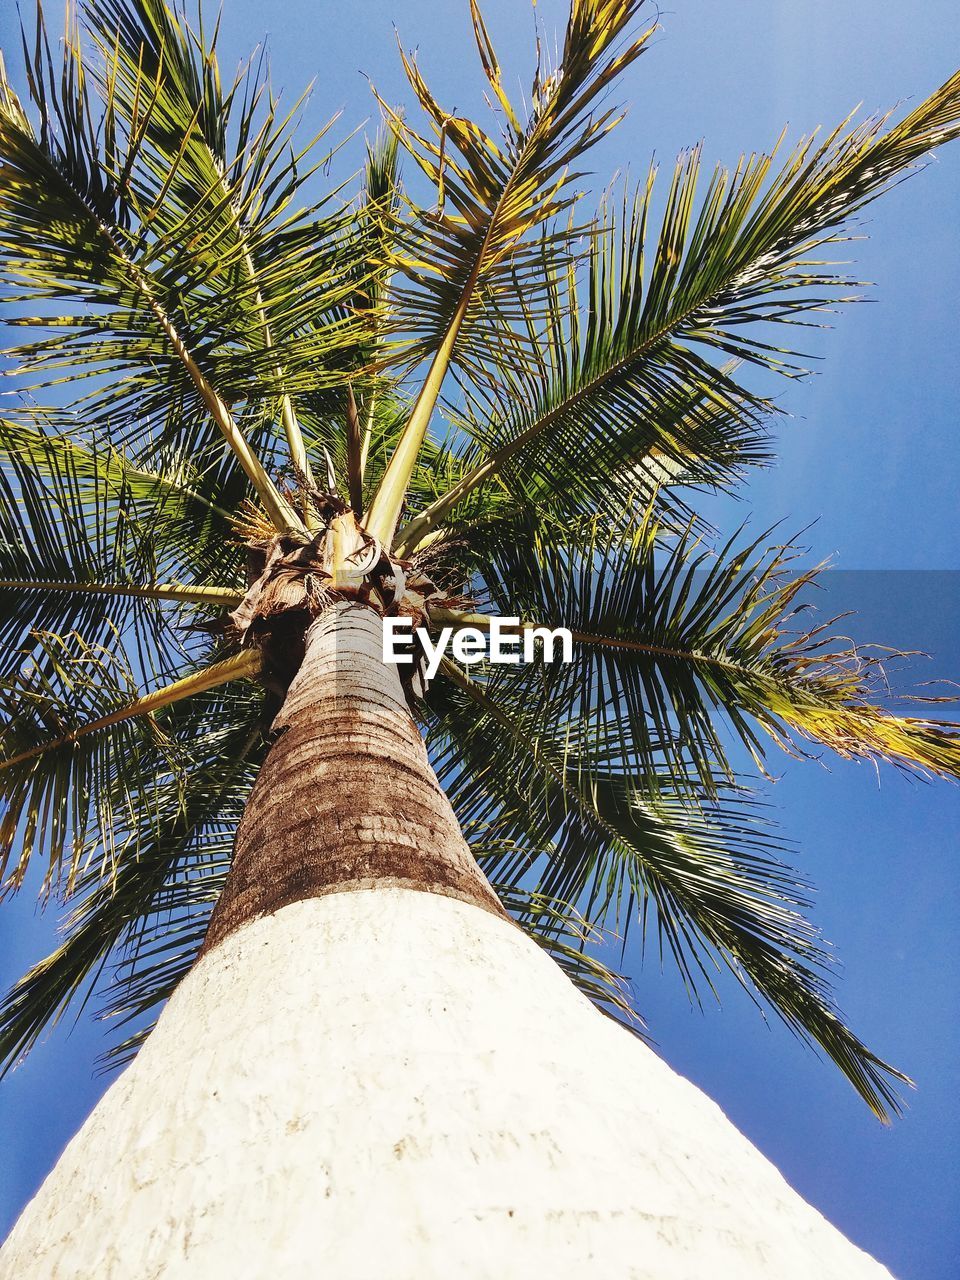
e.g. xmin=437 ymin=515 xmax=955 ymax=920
xmin=1 ymin=887 xmax=892 ymax=1279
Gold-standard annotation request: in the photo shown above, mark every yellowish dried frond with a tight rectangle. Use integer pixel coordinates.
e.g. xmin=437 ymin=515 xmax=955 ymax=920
xmin=772 ymin=698 xmax=960 ymax=781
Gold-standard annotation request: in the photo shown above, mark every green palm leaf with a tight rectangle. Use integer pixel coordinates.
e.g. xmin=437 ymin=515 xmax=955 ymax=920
xmin=0 ymin=417 xmax=243 ymax=677
xmin=365 ymin=0 xmax=657 ymax=544
xmin=379 ymin=0 xmax=656 ymax=377
xmin=0 ymin=631 xmax=259 ymax=892
xmin=428 ymin=659 xmax=909 ymax=1120
xmin=0 ymin=5 xmax=362 ymax=529
xmin=396 ymin=74 xmax=960 ymax=552
xmin=467 ymin=508 xmax=960 ymax=789
xmin=0 ymin=699 xmax=263 ymax=1074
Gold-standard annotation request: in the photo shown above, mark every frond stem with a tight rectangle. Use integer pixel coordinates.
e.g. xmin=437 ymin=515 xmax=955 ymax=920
xmin=345 ymin=383 xmax=364 ymax=515
xmin=91 ymin=212 xmax=304 ymax=535
xmin=0 ymin=650 xmax=261 ymax=773
xmin=393 ymin=312 xmax=710 ymax=557
xmin=0 ymin=580 xmax=243 ymax=606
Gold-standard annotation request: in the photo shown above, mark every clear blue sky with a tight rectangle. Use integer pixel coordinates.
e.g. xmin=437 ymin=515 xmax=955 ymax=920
xmin=0 ymin=3 xmax=958 ymax=1277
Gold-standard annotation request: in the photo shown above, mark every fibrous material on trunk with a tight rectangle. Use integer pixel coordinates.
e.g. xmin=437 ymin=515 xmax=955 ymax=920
xmin=0 ymin=887 xmax=892 ymax=1279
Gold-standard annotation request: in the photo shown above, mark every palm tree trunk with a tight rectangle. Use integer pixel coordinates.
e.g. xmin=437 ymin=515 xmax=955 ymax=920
xmin=202 ymin=601 xmax=505 ymax=956
xmin=0 ymin=603 xmax=895 ymax=1278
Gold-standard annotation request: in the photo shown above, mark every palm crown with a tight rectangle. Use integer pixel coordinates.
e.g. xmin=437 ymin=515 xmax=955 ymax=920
xmin=1 ymin=0 xmax=959 ymax=1123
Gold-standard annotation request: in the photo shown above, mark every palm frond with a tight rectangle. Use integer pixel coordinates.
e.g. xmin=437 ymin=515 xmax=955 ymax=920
xmin=365 ymin=0 xmax=657 ymax=544
xmin=354 ymin=126 xmax=403 ymax=491
xmin=0 ymin=701 xmax=262 ymax=1075
xmin=0 ymin=4 xmax=366 ymax=529
xmin=382 ymin=0 xmax=655 ymax=368
xmin=396 ymin=73 xmax=960 ymax=549
xmin=80 ymin=0 xmax=359 ymax=498
xmin=394 ymin=240 xmax=776 ymax=554
xmin=0 ymin=416 xmax=243 ymax=677
xmin=471 ymin=509 xmax=960 ymax=789
xmin=0 ymin=635 xmax=259 ymax=892
xmin=428 ymin=659 xmax=909 ymax=1120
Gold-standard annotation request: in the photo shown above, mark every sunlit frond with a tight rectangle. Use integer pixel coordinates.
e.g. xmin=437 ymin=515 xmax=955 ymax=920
xmin=0 ymin=701 xmax=262 ymax=1075
xmin=0 ymin=416 xmax=243 ymax=678
xmin=470 ymin=509 xmax=960 ymax=789
xmin=429 ymin=660 xmax=910 ymax=1120
xmin=394 ymin=226 xmax=776 ymax=554
xmin=0 ymin=4 xmax=368 ymax=528
xmin=0 ymin=637 xmax=259 ymax=892
xmin=396 ymin=73 xmax=960 ymax=550
xmin=365 ymin=0 xmax=657 ymax=545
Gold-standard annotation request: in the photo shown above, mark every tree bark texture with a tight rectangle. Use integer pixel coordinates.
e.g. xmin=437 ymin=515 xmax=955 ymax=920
xmin=202 ymin=602 xmax=505 ymax=955
xmin=0 ymin=889 xmax=894 ymax=1279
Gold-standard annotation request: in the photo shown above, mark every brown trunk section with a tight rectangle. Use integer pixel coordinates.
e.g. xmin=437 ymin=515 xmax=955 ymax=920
xmin=201 ymin=602 xmax=506 ymax=956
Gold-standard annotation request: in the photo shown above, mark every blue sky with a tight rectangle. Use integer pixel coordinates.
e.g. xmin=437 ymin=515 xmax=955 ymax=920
xmin=0 ymin=3 xmax=958 ymax=1277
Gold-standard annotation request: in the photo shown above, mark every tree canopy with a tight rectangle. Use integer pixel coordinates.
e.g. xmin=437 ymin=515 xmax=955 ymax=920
xmin=1 ymin=0 xmax=959 ymax=1119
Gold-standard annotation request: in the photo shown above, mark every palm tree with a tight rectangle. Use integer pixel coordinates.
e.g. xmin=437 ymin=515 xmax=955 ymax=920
xmin=0 ymin=0 xmax=957 ymax=1273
